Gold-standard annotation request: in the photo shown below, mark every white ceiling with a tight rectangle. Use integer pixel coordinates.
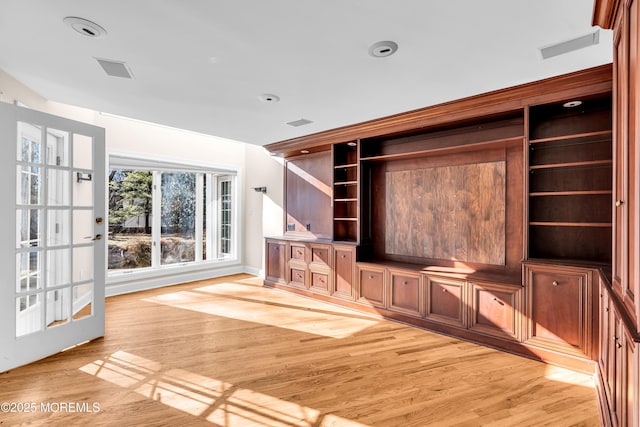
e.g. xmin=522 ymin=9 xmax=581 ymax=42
xmin=0 ymin=1 xmax=612 ymax=146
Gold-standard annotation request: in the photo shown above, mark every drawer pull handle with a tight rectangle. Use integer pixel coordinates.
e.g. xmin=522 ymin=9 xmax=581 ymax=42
xmin=552 ymin=281 xmax=559 ymax=286
xmin=492 ymin=297 xmax=505 ymax=306
xmin=616 ymin=199 xmax=624 ymax=207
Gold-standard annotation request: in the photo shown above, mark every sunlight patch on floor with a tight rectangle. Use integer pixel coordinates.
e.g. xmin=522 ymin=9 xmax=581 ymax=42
xmin=79 ymin=350 xmax=369 ymax=426
xmin=141 ymin=282 xmax=380 ymax=339
xmin=543 ymin=364 xmax=595 ymax=388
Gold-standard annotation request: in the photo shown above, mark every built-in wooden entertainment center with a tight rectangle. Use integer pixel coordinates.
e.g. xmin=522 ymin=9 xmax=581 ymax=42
xmin=264 ymin=3 xmax=640 ymax=423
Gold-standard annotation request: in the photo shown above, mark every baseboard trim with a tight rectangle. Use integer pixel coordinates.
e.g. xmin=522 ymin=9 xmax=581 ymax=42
xmin=106 ymin=265 xmax=249 ymax=297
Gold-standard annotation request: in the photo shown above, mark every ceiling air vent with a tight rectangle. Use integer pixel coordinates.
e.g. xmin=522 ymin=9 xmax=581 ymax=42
xmin=286 ymin=118 xmax=313 ymax=127
xmin=95 ymin=58 xmax=134 ymax=79
xmin=539 ymin=29 xmax=600 ymax=60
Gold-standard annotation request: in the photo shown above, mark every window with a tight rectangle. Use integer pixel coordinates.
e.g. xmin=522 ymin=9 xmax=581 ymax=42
xmin=218 ymin=178 xmax=232 ymax=257
xmin=108 ymin=157 xmax=237 ymax=274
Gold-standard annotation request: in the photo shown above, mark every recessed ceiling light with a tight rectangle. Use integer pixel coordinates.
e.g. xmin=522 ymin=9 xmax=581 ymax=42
xmin=258 ymin=94 xmax=280 ymax=103
xmin=563 ymin=100 xmax=583 ymax=108
xmin=300 ymin=150 xmax=310 ymax=154
xmin=347 ymin=142 xmax=357 ymax=147
xmin=63 ymin=17 xmax=107 ymax=39
xmin=369 ymin=41 xmax=398 ymax=58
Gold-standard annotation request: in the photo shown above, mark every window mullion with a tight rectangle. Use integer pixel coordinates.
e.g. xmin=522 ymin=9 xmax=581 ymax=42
xmin=195 ymin=173 xmax=204 ymax=262
xmin=151 ymin=171 xmax=162 ymax=268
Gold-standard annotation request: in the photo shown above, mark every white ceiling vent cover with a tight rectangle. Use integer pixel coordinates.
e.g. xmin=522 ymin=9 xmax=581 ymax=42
xmin=539 ymin=29 xmax=600 ymax=60
xmin=286 ymin=118 xmax=313 ymax=127
xmin=95 ymin=58 xmax=134 ymax=79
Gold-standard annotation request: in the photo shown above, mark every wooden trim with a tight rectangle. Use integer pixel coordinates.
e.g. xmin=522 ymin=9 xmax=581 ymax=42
xmin=600 ymin=269 xmax=640 ymax=341
xmin=266 ymin=65 xmax=612 ymax=156
xmin=593 ymin=0 xmax=621 ymax=28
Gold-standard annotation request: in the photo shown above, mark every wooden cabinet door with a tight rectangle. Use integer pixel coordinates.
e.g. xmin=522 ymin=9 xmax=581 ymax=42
xmin=613 ymin=0 xmax=640 ymax=332
xmin=357 ymin=266 xmax=385 ymax=308
xmin=525 ymin=264 xmax=593 ymax=356
xmin=599 ymin=284 xmax=613 ymax=403
xmin=609 ymin=306 xmax=622 ymax=425
xmin=265 ymin=240 xmax=286 ymax=285
xmin=333 ymin=246 xmax=355 ymax=300
xmin=622 ymin=329 xmax=637 ymax=427
xmin=388 ymin=270 xmax=422 ymax=317
xmin=425 ymin=276 xmax=466 ymax=328
xmin=525 ymin=264 xmax=592 ymax=357
xmin=469 ymin=281 xmax=522 ymax=341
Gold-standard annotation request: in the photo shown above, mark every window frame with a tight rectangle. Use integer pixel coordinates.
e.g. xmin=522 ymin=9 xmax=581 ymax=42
xmin=107 ymin=154 xmax=240 ymax=281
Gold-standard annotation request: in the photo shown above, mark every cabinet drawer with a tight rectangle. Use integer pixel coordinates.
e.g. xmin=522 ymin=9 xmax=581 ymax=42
xmin=357 ymin=267 xmax=385 ymax=308
xmin=310 ymin=272 xmax=330 ymax=293
xmin=388 ymin=271 xmax=422 ymax=317
xmin=289 ymin=268 xmax=307 ymax=288
xmin=310 ymin=245 xmax=330 ymax=267
xmin=290 ymin=244 xmax=306 ymax=261
xmin=469 ymin=282 xmax=522 ymax=340
xmin=425 ymin=276 xmax=466 ymax=328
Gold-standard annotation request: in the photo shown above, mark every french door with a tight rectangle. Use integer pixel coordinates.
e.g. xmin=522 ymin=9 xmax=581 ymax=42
xmin=0 ymin=102 xmax=105 ymax=372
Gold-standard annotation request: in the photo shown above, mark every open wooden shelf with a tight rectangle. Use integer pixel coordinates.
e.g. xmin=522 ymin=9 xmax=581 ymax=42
xmin=529 ymin=129 xmax=612 ymax=144
xmin=529 ymin=222 xmax=612 ymax=227
xmin=527 ymin=94 xmax=612 ymax=263
xmin=333 ymin=141 xmax=359 ymax=243
xmin=529 ymin=159 xmax=612 ymax=170
xmin=530 ymin=190 xmax=612 ymax=196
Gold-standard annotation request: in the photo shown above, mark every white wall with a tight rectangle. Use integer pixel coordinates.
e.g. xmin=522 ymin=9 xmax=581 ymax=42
xmin=1 ymin=69 xmax=283 ymax=293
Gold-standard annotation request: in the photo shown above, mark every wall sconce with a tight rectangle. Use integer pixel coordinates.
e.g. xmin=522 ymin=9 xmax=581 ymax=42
xmin=76 ymin=172 xmax=92 ymax=183
xmin=253 ymin=187 xmax=267 ymax=193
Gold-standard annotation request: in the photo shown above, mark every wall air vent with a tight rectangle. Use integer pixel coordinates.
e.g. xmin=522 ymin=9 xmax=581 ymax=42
xmin=286 ymin=118 xmax=313 ymax=127
xmin=95 ymin=58 xmax=134 ymax=79
xmin=539 ymin=29 xmax=600 ymax=60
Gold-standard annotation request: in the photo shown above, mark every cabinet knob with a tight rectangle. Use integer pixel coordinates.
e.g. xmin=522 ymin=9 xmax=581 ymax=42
xmin=442 ymin=288 xmax=448 ymax=293
xmin=492 ymin=297 xmax=498 ymax=302
xmin=616 ymin=200 xmax=624 ymax=207
xmin=402 ymin=281 xmax=408 ymax=285
xmin=605 ymin=307 xmax=609 ymax=312
xmin=616 ymin=342 xmax=623 ymax=349
xmin=552 ymin=281 xmax=559 ymax=286
xmin=369 ymin=275 xmax=374 ymax=279
xmin=341 ymin=254 xmax=346 ymax=258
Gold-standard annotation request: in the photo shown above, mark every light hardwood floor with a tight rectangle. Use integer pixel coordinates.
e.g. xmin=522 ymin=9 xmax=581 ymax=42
xmin=0 ymin=274 xmax=600 ymax=426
